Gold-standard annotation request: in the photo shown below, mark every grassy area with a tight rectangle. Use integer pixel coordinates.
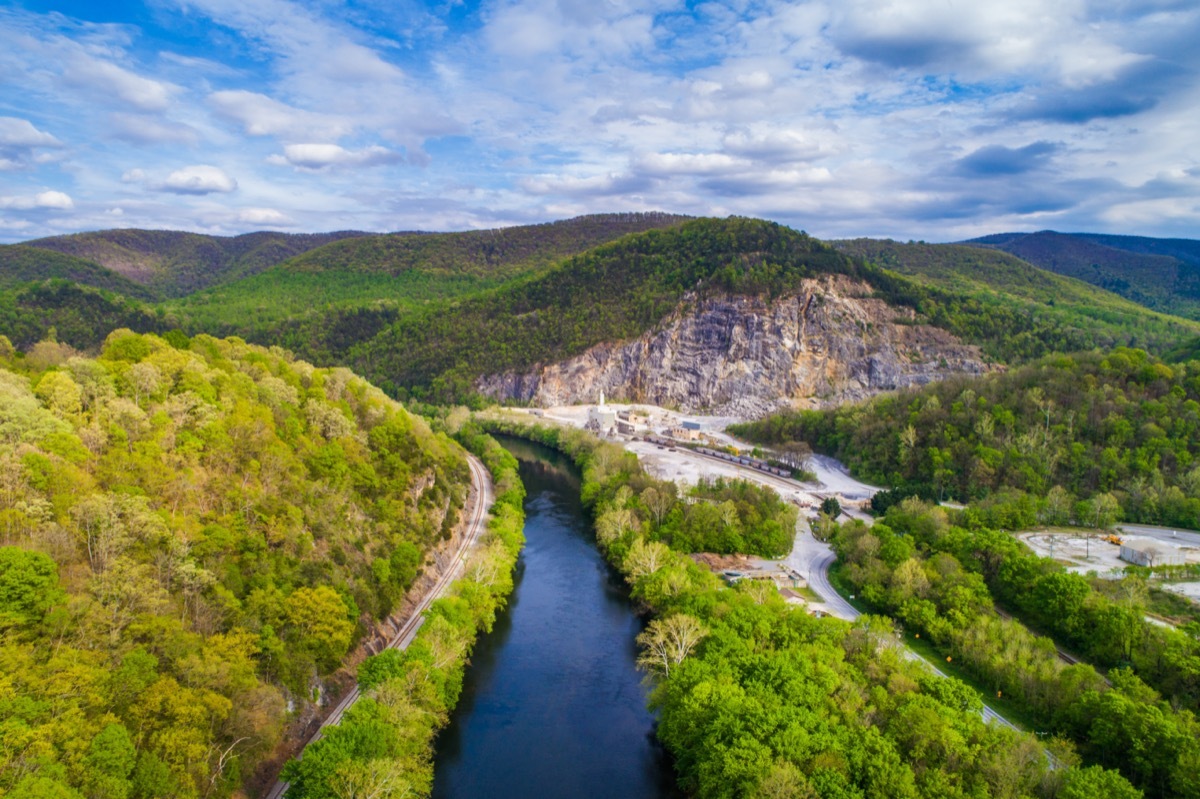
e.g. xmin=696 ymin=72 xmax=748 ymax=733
xmin=827 ymin=562 xmax=1042 ymax=731
xmin=1148 ymin=585 xmax=1200 ymax=626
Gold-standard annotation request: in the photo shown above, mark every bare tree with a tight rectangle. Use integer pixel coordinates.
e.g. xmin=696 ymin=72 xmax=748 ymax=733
xmin=640 ymin=486 xmax=675 ymax=526
xmin=636 ymin=614 xmax=708 ymax=677
xmin=623 ymin=538 xmax=672 ymax=582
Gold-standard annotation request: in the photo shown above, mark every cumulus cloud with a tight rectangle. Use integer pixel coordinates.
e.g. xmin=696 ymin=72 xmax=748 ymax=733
xmin=268 ymin=143 xmax=403 ymax=170
xmin=237 ymin=207 xmax=293 ymax=226
xmin=0 ymin=117 xmax=62 ymax=171
xmin=157 ymin=165 xmax=238 ymax=195
xmin=208 ymin=90 xmax=353 ymax=140
xmin=520 ymin=172 xmax=654 ymax=197
xmin=0 ymin=191 xmax=74 ymax=210
xmin=0 ymin=117 xmax=60 ymax=149
xmin=1 ymin=0 xmax=1198 ymax=242
xmin=60 ymin=54 xmax=177 ymax=112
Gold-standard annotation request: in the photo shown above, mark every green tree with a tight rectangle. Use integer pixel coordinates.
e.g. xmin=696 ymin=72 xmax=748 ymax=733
xmin=84 ymin=724 xmax=136 ymax=799
xmin=0 ymin=546 xmax=64 ymax=630
xmin=1058 ymin=766 xmax=1142 ymax=799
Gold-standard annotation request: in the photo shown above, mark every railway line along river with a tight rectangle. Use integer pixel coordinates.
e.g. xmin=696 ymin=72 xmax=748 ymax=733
xmin=431 ymin=437 xmax=681 ymax=799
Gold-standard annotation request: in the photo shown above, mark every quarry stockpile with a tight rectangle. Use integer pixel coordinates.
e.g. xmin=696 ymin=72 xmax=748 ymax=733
xmin=476 ymin=275 xmax=989 ymax=417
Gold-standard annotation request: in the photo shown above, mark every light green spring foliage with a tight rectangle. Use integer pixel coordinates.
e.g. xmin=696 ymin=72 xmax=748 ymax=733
xmin=833 ymin=499 xmax=1198 ymax=799
xmin=282 ymin=423 xmax=525 ymax=799
xmin=0 ymin=329 xmax=472 ymax=799
xmin=478 ymin=420 xmax=1141 ymax=799
xmin=734 ymin=348 xmax=1200 ymax=529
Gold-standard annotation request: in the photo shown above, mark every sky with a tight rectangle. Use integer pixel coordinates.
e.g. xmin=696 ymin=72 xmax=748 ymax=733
xmin=0 ymin=0 xmax=1197 ymax=243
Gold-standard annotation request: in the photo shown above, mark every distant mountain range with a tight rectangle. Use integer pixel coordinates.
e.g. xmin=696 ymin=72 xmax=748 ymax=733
xmin=18 ymin=229 xmax=374 ymax=298
xmin=961 ymin=230 xmax=1200 ymax=320
xmin=2 ymin=215 xmax=1198 ymax=412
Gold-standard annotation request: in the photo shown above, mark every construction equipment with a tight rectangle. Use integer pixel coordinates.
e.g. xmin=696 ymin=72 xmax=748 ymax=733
xmin=1104 ymin=534 xmax=1123 ymax=546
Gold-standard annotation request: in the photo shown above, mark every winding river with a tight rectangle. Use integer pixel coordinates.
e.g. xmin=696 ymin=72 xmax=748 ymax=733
xmin=431 ymin=438 xmax=680 ymax=799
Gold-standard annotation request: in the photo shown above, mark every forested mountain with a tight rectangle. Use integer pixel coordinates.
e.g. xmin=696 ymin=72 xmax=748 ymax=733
xmin=0 ymin=330 xmax=471 ymax=798
xmin=733 ymin=348 xmax=1200 ymax=528
xmin=0 ymin=282 xmax=164 ymax=350
xmin=962 ymin=231 xmax=1200 ymax=320
xmin=347 ymin=217 xmax=1198 ymax=403
xmin=23 ymin=229 xmax=372 ymax=298
xmin=0 ymin=246 xmax=156 ymax=301
xmin=5 ymin=216 xmax=1200 ymax=410
xmin=161 ymin=212 xmax=691 ymax=340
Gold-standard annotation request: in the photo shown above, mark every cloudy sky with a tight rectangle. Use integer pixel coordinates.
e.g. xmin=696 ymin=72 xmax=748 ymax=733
xmin=1 ymin=0 xmax=1197 ymax=243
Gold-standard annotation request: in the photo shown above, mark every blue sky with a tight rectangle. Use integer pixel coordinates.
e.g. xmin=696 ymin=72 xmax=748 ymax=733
xmin=0 ymin=0 xmax=1197 ymax=242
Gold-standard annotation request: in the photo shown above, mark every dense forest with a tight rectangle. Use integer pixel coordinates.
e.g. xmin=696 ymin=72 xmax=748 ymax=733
xmin=963 ymin=231 xmax=1200 ymax=321
xmin=0 ymin=247 xmax=155 ymax=301
xmin=7 ymin=217 xmax=1196 ymax=408
xmin=23 ymin=229 xmax=373 ymax=298
xmin=0 ymin=330 xmax=473 ymax=798
xmin=279 ymin=424 xmax=524 ymax=798
xmin=733 ymin=348 xmax=1200 ymax=528
xmin=831 ymin=499 xmax=1199 ymax=798
xmin=481 ymin=419 xmax=1142 ymax=799
xmin=161 ymin=213 xmax=690 ymax=359
xmin=348 ymin=218 xmax=1196 ymax=403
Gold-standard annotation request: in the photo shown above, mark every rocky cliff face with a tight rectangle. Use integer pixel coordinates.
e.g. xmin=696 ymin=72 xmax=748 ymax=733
xmin=475 ymin=275 xmax=989 ymax=417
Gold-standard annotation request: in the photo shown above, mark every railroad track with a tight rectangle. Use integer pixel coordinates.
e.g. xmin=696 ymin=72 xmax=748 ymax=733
xmin=264 ymin=454 xmax=493 ymax=799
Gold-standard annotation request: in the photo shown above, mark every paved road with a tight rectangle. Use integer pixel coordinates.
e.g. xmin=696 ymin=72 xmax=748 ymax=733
xmin=264 ymin=454 xmax=494 ymax=799
xmin=804 ymin=536 xmax=1018 ymax=730
xmin=639 ymin=443 xmax=1024 ymax=732
xmin=1118 ymin=523 xmax=1200 ymax=547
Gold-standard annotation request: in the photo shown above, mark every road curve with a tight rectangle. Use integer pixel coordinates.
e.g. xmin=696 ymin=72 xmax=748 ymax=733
xmin=636 ymin=442 xmax=1024 ymax=733
xmin=264 ymin=454 xmax=494 ymax=799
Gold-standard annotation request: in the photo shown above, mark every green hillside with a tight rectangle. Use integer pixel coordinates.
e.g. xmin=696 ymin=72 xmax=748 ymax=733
xmin=963 ymin=230 xmax=1200 ymax=320
xmin=24 ymin=229 xmax=371 ymax=297
xmin=833 ymin=238 xmax=1195 ymax=347
xmin=0 ymin=244 xmax=157 ymax=300
xmin=732 ymin=347 xmax=1200 ymax=527
xmin=161 ymin=212 xmax=691 ymax=339
xmin=346 ymin=218 xmax=1199 ymax=401
xmin=0 ymin=329 xmax=470 ymax=799
xmin=0 ymin=281 xmax=164 ymax=350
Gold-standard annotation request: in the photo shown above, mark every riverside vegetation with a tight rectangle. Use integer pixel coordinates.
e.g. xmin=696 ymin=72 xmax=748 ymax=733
xmin=474 ymin=417 xmax=1140 ymax=799
xmin=0 ymin=330 xmax=477 ymax=799
xmin=829 ymin=499 xmax=1199 ymax=798
xmin=278 ymin=423 xmax=524 ymax=798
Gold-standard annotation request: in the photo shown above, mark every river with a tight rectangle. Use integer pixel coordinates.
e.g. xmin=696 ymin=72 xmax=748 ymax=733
xmin=431 ymin=438 xmax=680 ymax=799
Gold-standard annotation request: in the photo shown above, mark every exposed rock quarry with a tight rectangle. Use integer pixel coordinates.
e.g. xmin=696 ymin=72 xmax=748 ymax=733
xmin=475 ymin=275 xmax=990 ymax=418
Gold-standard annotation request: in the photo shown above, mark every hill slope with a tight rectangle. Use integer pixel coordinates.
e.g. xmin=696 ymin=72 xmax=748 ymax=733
xmin=0 ymin=329 xmax=471 ymax=799
xmin=346 ymin=218 xmax=1198 ymax=408
xmin=162 ymin=212 xmax=692 ymax=339
xmin=24 ymin=229 xmax=371 ymax=297
xmin=962 ymin=230 xmax=1200 ymax=320
xmin=0 ymin=244 xmax=157 ymax=300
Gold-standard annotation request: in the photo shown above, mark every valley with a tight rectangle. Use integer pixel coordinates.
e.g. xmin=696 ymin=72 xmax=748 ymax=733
xmin=2 ymin=215 xmax=1199 ymax=799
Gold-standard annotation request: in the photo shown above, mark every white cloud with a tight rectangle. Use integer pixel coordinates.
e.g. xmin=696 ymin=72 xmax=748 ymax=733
xmin=268 ymin=143 xmax=403 ymax=170
xmin=158 ymin=165 xmax=238 ymax=194
xmin=108 ymin=113 xmax=199 ymax=145
xmin=61 ymin=53 xmax=177 ymax=111
xmin=0 ymin=117 xmax=63 ymax=171
xmin=237 ymin=207 xmax=293 ymax=225
xmin=208 ymin=90 xmax=353 ymax=140
xmin=0 ymin=190 xmax=74 ymax=210
xmin=635 ymin=152 xmax=747 ymax=177
xmin=0 ymin=117 xmax=61 ymax=148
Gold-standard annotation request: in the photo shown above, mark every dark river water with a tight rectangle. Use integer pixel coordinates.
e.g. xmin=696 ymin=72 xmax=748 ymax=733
xmin=431 ymin=438 xmax=680 ymax=799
